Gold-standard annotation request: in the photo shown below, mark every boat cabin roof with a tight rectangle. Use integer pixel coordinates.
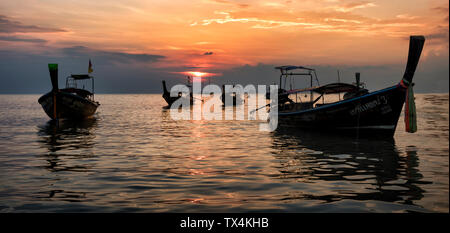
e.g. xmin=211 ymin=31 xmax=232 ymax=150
xmin=70 ymin=74 xmax=93 ymax=80
xmin=275 ymin=65 xmax=315 ymax=71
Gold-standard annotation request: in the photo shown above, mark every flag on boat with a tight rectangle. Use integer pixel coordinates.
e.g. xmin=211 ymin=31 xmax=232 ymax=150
xmin=88 ymin=59 xmax=93 ymax=73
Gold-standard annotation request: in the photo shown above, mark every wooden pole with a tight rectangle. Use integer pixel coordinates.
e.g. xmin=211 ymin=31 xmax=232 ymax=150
xmin=337 ymin=70 xmax=341 ymax=101
xmin=48 ymin=64 xmax=59 ymax=120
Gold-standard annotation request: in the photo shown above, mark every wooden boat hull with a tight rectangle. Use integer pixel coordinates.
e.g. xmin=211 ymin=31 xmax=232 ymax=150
xmin=38 ymin=91 xmax=99 ymax=120
xmin=277 ymin=84 xmax=407 ymax=137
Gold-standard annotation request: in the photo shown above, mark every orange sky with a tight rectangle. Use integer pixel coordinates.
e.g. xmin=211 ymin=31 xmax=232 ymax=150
xmin=0 ymin=0 xmax=448 ymax=75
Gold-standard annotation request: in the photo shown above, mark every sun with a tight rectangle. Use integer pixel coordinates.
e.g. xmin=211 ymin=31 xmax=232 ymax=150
xmin=187 ymin=71 xmax=208 ymax=77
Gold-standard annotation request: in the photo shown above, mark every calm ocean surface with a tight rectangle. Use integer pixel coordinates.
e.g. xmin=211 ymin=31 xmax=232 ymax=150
xmin=0 ymin=93 xmax=448 ymax=213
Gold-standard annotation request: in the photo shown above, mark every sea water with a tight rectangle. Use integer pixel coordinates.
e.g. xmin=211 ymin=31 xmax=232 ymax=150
xmin=0 ymin=94 xmax=448 ymax=212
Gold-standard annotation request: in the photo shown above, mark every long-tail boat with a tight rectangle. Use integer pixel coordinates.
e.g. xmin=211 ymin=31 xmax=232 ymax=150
xmin=162 ymin=76 xmax=194 ymax=107
xmin=38 ymin=64 xmax=100 ymax=120
xmin=271 ymin=35 xmax=425 ymax=137
xmin=221 ymin=84 xmax=244 ymax=107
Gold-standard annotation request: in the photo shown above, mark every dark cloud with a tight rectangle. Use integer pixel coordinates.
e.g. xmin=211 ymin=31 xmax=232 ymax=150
xmin=426 ymin=31 xmax=449 ymax=46
xmin=401 ymin=31 xmax=449 ymax=46
xmin=0 ymin=45 xmax=447 ymax=94
xmin=0 ymin=44 xmax=167 ymax=94
xmin=423 ymin=25 xmax=449 ymax=46
xmin=203 ymin=51 xmax=214 ymax=55
xmin=0 ymin=48 xmax=174 ymax=94
xmin=0 ymin=15 xmax=66 ymax=33
xmin=431 ymin=4 xmax=449 ymax=23
xmin=182 ymin=66 xmax=210 ymax=69
xmin=0 ymin=35 xmax=47 ymax=43
xmin=426 ymin=32 xmax=449 ymax=40
xmin=431 ymin=5 xmax=449 ymax=14
xmin=61 ymin=46 xmax=165 ymax=63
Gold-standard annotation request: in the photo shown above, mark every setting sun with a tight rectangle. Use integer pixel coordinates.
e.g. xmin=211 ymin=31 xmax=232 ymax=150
xmin=187 ymin=71 xmax=208 ymax=77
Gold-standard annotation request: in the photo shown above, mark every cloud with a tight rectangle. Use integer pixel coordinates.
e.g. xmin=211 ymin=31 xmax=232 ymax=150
xmin=0 ymin=48 xmax=447 ymax=93
xmin=191 ymin=8 xmax=430 ymax=37
xmin=431 ymin=5 xmax=449 ymax=14
xmin=191 ymin=14 xmax=331 ymax=29
xmin=0 ymin=15 xmax=66 ymax=33
xmin=395 ymin=14 xmax=418 ymax=20
xmin=203 ymin=51 xmax=214 ymax=55
xmin=0 ymin=48 xmax=173 ymax=94
xmin=209 ymin=0 xmax=249 ymax=8
xmin=61 ymin=46 xmax=165 ymax=63
xmin=263 ymin=2 xmax=287 ymax=8
xmin=333 ymin=1 xmax=376 ymax=12
xmin=421 ymin=5 xmax=449 ymax=46
xmin=426 ymin=31 xmax=449 ymax=40
xmin=195 ymin=41 xmax=214 ymax=45
xmin=0 ymin=35 xmax=47 ymax=43
xmin=431 ymin=4 xmax=449 ymax=23
xmin=190 ymin=10 xmax=422 ymax=33
xmin=324 ymin=18 xmax=361 ymax=24
xmin=423 ymin=28 xmax=449 ymax=47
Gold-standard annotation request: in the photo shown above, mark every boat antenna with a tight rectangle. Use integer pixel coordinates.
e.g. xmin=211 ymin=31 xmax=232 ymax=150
xmin=313 ymin=70 xmax=320 ymax=86
xmin=355 ymin=72 xmax=360 ymax=90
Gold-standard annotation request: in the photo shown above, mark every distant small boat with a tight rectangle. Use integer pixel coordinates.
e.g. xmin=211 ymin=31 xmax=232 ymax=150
xmin=269 ymin=35 xmax=425 ymax=137
xmin=221 ymin=84 xmax=244 ymax=106
xmin=38 ymin=64 xmax=100 ymax=120
xmin=162 ymin=77 xmax=194 ymax=107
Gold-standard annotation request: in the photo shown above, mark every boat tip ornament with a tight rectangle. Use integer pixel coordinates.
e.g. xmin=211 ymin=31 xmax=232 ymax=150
xmin=398 ymin=79 xmax=410 ymax=89
xmin=48 ymin=63 xmax=58 ymax=70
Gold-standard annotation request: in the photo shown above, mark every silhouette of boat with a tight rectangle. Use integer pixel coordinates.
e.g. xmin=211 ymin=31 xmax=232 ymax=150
xmin=38 ymin=64 xmax=100 ymax=120
xmin=221 ymin=84 xmax=244 ymax=107
xmin=271 ymin=36 xmax=425 ymax=137
xmin=162 ymin=77 xmax=194 ymax=107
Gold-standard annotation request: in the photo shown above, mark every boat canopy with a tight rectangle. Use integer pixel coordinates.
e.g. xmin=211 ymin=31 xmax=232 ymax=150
xmin=70 ymin=74 xmax=93 ymax=80
xmin=275 ymin=66 xmax=315 ymax=71
xmin=312 ymin=83 xmax=359 ymax=94
xmin=65 ymin=74 xmax=96 ymax=97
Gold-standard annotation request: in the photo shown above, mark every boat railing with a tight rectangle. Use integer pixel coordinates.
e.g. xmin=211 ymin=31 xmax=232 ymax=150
xmin=65 ymin=75 xmax=96 ymax=101
xmin=66 ymin=77 xmax=78 ymax=89
xmin=274 ymin=66 xmax=372 ymax=112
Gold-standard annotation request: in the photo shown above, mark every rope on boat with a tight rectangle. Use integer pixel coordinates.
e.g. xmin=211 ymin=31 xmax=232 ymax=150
xmin=405 ymin=84 xmax=417 ymax=133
